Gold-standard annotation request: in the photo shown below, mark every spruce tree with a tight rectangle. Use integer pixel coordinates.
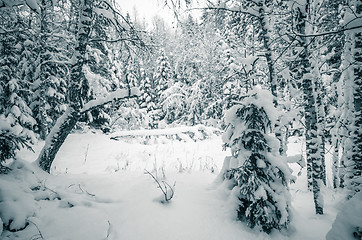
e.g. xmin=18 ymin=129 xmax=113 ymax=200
xmin=0 ymin=24 xmax=36 ymax=167
xmin=153 ymin=49 xmax=172 ymax=122
xmin=221 ymin=88 xmax=291 ymax=233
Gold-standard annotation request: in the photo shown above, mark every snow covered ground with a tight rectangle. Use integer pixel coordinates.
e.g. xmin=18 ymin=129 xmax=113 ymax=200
xmin=1 ymin=129 xmax=342 ymax=239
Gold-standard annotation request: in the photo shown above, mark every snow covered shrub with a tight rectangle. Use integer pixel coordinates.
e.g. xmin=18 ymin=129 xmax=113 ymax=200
xmin=0 ymin=160 xmax=43 ymax=233
xmin=110 ymin=106 xmax=150 ymax=131
xmin=0 ymin=117 xmax=33 ymax=172
xmin=221 ymin=88 xmax=291 ymax=233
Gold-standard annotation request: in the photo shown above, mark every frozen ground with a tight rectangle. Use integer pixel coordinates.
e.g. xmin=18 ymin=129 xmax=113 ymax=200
xmin=1 ymin=129 xmax=342 ymax=240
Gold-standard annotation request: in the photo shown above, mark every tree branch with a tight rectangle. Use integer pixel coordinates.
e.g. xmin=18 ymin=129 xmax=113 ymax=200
xmin=189 ymin=7 xmax=260 ymax=19
xmin=80 ymin=87 xmax=140 ymax=113
xmin=292 ymin=24 xmax=362 ymax=38
xmin=89 ymin=37 xmax=139 ymax=43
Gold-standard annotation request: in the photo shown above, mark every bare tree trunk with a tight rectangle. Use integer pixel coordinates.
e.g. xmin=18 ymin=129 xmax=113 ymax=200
xmin=296 ymin=2 xmax=324 ymax=215
xmin=302 ymin=69 xmax=324 ymax=215
xmin=258 ymin=1 xmax=289 ymax=156
xmin=315 ymin=80 xmax=327 ymax=185
xmin=37 ymin=108 xmax=80 ymax=172
xmin=332 ymin=137 xmax=339 ymax=189
xmin=345 ymin=0 xmax=362 ymax=198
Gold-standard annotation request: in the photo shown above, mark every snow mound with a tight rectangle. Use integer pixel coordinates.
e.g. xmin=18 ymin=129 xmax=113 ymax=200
xmin=0 ymin=160 xmax=45 ymax=232
xmin=326 ymin=192 xmax=362 ymax=240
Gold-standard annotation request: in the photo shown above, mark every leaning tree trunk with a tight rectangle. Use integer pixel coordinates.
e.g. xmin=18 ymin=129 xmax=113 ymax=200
xmin=296 ymin=3 xmax=324 ymax=215
xmin=37 ymin=109 xmax=81 ymax=172
xmin=36 ymin=0 xmax=94 ymax=173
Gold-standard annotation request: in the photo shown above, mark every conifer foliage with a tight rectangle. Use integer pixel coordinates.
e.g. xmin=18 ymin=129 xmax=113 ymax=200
xmin=221 ymin=88 xmax=291 ymax=233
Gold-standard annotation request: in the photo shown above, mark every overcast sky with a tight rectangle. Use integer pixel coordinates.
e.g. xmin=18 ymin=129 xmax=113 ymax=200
xmin=118 ymin=0 xmax=205 ymax=28
xmin=118 ymin=0 xmax=176 ymax=26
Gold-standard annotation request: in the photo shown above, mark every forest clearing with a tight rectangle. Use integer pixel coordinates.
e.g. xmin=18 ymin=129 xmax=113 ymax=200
xmin=0 ymin=0 xmax=361 ymax=239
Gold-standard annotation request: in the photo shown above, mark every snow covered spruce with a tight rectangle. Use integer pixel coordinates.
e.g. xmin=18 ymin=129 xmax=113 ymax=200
xmin=218 ymin=88 xmax=292 ymax=233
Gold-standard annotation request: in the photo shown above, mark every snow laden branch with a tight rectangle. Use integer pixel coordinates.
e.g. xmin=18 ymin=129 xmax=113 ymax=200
xmin=37 ymin=87 xmax=140 ymax=173
xmin=188 ymin=7 xmax=259 ymax=18
xmin=81 ymin=87 xmax=140 ymax=113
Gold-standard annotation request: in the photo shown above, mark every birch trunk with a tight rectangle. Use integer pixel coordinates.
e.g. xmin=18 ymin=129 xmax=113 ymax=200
xmin=345 ymin=0 xmax=362 ymax=198
xmin=258 ymin=0 xmax=287 ymax=155
xmin=315 ymin=80 xmax=327 ymax=185
xmin=37 ymin=0 xmax=94 ymax=173
xmin=332 ymin=137 xmax=339 ymax=189
xmin=296 ymin=2 xmax=324 ymax=214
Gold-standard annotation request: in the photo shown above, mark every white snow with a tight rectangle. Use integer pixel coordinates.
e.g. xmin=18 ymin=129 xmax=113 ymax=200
xmin=81 ymin=87 xmax=140 ymax=112
xmin=1 ymin=129 xmax=342 ymax=239
xmin=326 ymin=192 xmax=362 ymax=240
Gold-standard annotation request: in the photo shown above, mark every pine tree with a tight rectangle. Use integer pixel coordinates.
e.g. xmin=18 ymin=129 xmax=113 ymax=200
xmin=139 ymin=73 xmax=157 ymax=129
xmin=153 ymin=49 xmax=172 ymax=122
xmin=160 ymin=81 xmax=186 ymax=124
xmin=221 ymin=88 xmax=291 ymax=233
xmin=31 ymin=0 xmax=69 ymax=140
xmin=0 ymin=17 xmax=36 ymax=166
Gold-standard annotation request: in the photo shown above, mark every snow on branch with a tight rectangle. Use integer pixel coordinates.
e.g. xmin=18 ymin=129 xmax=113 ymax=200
xmin=81 ymin=87 xmax=140 ymax=113
xmin=0 ymin=0 xmax=41 ymax=13
xmin=189 ymin=7 xmax=260 ymax=18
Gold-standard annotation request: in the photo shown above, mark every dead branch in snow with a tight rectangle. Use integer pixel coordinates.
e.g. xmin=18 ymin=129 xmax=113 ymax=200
xmin=144 ymin=169 xmax=176 ymax=203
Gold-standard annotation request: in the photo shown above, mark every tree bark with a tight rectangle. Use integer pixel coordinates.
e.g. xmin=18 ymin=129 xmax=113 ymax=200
xmin=37 ymin=0 xmax=94 ymax=173
xmin=296 ymin=3 xmax=324 ymax=214
xmin=37 ymin=108 xmax=80 ymax=172
xmin=332 ymin=137 xmax=339 ymax=189
xmin=345 ymin=0 xmax=362 ymax=198
xmin=315 ymin=79 xmax=327 ymax=185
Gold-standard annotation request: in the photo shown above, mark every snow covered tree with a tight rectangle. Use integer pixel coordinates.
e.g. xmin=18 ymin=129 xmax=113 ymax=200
xmin=186 ymin=79 xmax=203 ymax=125
xmin=291 ymin=1 xmax=325 ymax=214
xmin=139 ymin=76 xmax=156 ymax=111
xmin=340 ymin=0 xmax=362 ymax=198
xmin=30 ymin=0 xmax=69 ymax=140
xmin=153 ymin=49 xmax=172 ymax=122
xmin=220 ymin=87 xmax=291 ymax=233
xmin=36 ymin=0 xmax=142 ymax=172
xmin=138 ymin=72 xmax=157 ymax=128
xmin=160 ymin=81 xmax=186 ymax=124
xmin=0 ymin=9 xmax=36 ymax=167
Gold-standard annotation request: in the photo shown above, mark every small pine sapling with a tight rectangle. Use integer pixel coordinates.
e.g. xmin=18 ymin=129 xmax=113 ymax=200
xmin=221 ymin=88 xmax=292 ymax=233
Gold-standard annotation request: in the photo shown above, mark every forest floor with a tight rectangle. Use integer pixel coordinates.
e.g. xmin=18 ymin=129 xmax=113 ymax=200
xmin=1 ymin=129 xmax=343 ymax=240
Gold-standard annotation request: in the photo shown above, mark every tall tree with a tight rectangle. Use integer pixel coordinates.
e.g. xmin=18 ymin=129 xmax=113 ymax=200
xmin=0 ymin=5 xmax=36 ymax=165
xmin=37 ymin=0 xmax=142 ymax=172
xmin=342 ymin=0 xmax=362 ymax=198
xmin=294 ymin=0 xmax=324 ymax=214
